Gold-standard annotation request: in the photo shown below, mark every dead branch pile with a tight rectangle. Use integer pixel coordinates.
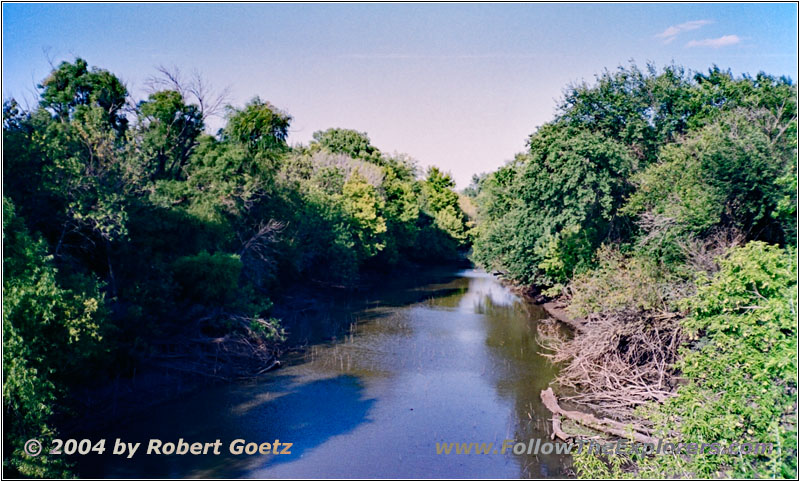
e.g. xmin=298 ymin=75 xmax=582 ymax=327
xmin=537 ymin=309 xmax=683 ymax=422
xmin=148 ymin=314 xmax=282 ymax=380
xmin=677 ymin=227 xmax=744 ymax=275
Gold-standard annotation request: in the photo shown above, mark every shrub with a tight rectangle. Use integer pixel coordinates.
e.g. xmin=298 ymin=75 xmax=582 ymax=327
xmin=567 ymin=245 xmax=688 ymax=317
xmin=641 ymin=242 xmax=797 ymax=478
xmin=625 ymin=110 xmax=796 ymax=252
xmin=3 ymin=197 xmax=106 ymax=477
xmin=172 ymin=251 xmax=242 ymax=304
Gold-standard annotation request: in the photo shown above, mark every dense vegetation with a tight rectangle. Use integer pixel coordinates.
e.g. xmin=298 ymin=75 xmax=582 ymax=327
xmin=470 ymin=64 xmax=797 ymax=478
xmin=2 ymin=58 xmax=471 ymax=477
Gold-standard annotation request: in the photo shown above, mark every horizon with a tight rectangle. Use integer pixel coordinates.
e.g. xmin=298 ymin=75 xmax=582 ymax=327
xmin=3 ymin=2 xmax=797 ymax=187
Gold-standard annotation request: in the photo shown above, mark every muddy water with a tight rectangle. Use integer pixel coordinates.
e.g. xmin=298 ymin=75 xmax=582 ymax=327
xmin=77 ymin=269 xmax=571 ymax=478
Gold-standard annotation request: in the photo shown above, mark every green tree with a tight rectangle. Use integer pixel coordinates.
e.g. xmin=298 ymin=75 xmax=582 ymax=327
xmin=223 ymin=97 xmax=291 ymax=157
xmin=473 ymin=124 xmax=635 ymax=284
xmin=137 ymin=90 xmax=204 ymax=180
xmin=625 ymin=109 xmax=796 ymax=256
xmin=342 ymin=170 xmax=387 ymax=258
xmin=310 ymin=128 xmax=382 ymax=164
xmin=39 ymin=58 xmax=128 ymax=132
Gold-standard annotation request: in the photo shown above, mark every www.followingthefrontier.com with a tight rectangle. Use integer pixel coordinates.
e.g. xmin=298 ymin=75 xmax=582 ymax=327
xmin=435 ymin=439 xmax=774 ymax=456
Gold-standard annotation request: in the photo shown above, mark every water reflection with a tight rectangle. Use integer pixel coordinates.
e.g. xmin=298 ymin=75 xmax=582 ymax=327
xmin=457 ymin=269 xmax=522 ymax=310
xmin=77 ymin=269 xmax=571 ymax=478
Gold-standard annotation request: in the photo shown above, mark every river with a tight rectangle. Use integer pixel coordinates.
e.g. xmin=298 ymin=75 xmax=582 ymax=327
xmin=77 ymin=268 xmax=572 ymax=478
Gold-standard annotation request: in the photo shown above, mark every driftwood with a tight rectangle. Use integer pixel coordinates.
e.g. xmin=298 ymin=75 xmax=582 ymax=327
xmin=536 ymin=310 xmax=681 ymax=421
xmin=548 ymin=409 xmax=572 ymax=441
xmin=255 ymin=359 xmax=282 ymax=375
xmin=542 ymin=301 xmax=586 ymax=333
xmin=541 ymin=388 xmax=657 ymax=444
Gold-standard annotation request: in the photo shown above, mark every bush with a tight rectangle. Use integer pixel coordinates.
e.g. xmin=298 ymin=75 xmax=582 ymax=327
xmin=3 ymin=197 xmax=106 ymax=477
xmin=172 ymin=251 xmax=242 ymax=304
xmin=641 ymin=242 xmax=797 ymax=478
xmin=625 ymin=110 xmax=796 ymax=252
xmin=471 ymin=124 xmax=637 ymax=285
xmin=567 ymin=245 xmax=688 ymax=317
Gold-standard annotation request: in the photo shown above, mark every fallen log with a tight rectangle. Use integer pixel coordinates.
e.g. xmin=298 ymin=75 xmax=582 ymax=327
xmin=541 ymin=387 xmax=657 ymax=444
xmin=549 ymin=412 xmax=572 ymax=441
xmin=254 ymin=359 xmax=281 ymax=375
xmin=541 ymin=302 xmax=586 ymax=333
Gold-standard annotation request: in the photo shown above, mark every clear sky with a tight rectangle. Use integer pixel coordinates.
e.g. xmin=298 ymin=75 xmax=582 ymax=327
xmin=3 ymin=3 xmax=797 ymax=187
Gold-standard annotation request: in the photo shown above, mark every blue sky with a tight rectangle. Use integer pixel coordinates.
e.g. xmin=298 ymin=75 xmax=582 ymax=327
xmin=3 ymin=3 xmax=797 ymax=187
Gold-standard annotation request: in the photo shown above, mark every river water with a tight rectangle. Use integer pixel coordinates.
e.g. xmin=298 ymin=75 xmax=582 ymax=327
xmin=77 ymin=268 xmax=571 ymax=478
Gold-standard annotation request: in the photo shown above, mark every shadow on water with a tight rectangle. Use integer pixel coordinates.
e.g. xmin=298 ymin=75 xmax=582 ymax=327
xmin=76 ymin=374 xmax=375 ymax=478
xmin=276 ymin=267 xmax=469 ymax=347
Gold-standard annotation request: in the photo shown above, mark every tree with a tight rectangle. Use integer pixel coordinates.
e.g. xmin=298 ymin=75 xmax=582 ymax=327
xmin=310 ymin=128 xmax=382 ymax=164
xmin=342 ymin=170 xmax=387 ymax=258
xmin=3 ymin=197 xmax=106 ymax=477
xmin=421 ymin=166 xmax=458 ymax=213
xmin=624 ymin=109 xmax=796 ymax=253
xmin=136 ymin=90 xmax=204 ymax=180
xmin=473 ymin=123 xmax=636 ymax=284
xmin=223 ymin=97 xmax=291 ymax=156
xmin=39 ymin=58 xmax=128 ymax=132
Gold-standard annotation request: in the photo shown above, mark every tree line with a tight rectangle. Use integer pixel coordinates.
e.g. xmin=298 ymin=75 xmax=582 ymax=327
xmin=2 ymin=58 xmax=472 ymax=477
xmin=468 ymin=64 xmax=797 ymax=478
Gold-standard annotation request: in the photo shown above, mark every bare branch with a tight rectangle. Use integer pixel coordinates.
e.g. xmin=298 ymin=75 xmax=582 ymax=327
xmin=145 ymin=65 xmax=231 ymax=122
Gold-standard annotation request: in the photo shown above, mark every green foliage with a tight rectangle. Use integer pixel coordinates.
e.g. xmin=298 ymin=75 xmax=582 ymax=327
xmin=29 ymin=101 xmax=133 ymax=245
xmin=625 ymin=110 xmax=796 ymax=256
xmin=535 ymin=224 xmax=597 ymax=285
xmin=225 ymin=97 xmax=290 ymax=150
xmin=558 ymin=63 xmax=687 ymax=164
xmin=277 ymin=142 xmax=468 ymax=274
xmin=39 ymin=58 xmax=128 ymax=131
xmin=3 ymin=197 xmax=106 ymax=477
xmin=567 ymin=245 xmax=683 ymax=317
xmin=420 ymin=167 xmax=470 ymax=250
xmin=640 ymin=242 xmax=797 ymax=478
xmin=137 ymin=90 xmax=204 ymax=180
xmin=434 ymin=205 xmax=468 ymax=244
xmin=171 ymin=251 xmax=243 ymax=304
xmin=574 ymin=451 xmax=635 ymax=479
xmin=310 ymin=128 xmax=382 ymax=164
xmin=342 ymin=170 xmax=387 ymax=258
xmin=471 ymin=63 xmax=797 ymax=479
xmin=472 ymin=64 xmax=797 ymax=287
xmin=379 ymin=161 xmax=421 ymax=264
xmin=421 ymin=167 xmax=458 ymax=212
xmin=462 ymin=172 xmax=488 ymax=199
xmin=473 ymin=124 xmax=636 ymax=284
